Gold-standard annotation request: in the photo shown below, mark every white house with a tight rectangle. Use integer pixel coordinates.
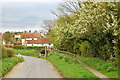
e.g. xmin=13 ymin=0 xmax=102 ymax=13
xmin=21 ymin=32 xmax=53 ymax=47
xmin=14 ymin=34 xmax=21 ymax=38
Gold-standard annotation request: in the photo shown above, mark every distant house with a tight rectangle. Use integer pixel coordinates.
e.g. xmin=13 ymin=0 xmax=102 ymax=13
xmin=13 ymin=34 xmax=21 ymax=42
xmin=14 ymin=34 xmax=21 ymax=38
xmin=21 ymin=32 xmax=53 ymax=47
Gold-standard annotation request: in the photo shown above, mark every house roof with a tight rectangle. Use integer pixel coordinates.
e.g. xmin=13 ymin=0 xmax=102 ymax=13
xmin=22 ymin=33 xmax=43 ymax=39
xmin=27 ymin=38 xmax=51 ymax=44
xmin=22 ymin=32 xmax=51 ymax=44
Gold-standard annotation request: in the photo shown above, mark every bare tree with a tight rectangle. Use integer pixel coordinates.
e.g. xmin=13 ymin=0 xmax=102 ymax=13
xmin=52 ymin=0 xmax=81 ymax=18
xmin=42 ymin=20 xmax=55 ymax=32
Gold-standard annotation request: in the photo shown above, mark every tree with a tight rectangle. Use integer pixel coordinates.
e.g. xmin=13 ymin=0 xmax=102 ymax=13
xmin=42 ymin=20 xmax=55 ymax=33
xmin=3 ymin=31 xmax=14 ymax=44
xmin=48 ymin=1 xmax=119 ymax=61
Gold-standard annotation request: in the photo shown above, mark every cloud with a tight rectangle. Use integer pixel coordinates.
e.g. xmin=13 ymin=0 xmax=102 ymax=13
xmin=1 ymin=2 xmax=60 ymax=33
xmin=0 ymin=0 xmax=64 ymax=2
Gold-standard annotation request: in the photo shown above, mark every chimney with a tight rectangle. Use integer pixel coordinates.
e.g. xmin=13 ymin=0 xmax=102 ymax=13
xmin=29 ymin=30 xmax=31 ymax=33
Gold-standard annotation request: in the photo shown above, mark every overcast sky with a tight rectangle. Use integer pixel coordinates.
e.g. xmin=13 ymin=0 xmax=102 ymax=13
xmin=0 ymin=0 xmax=63 ymax=33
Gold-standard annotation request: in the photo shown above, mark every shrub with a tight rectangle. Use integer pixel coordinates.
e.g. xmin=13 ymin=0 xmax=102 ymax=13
xmin=2 ymin=46 xmax=16 ymax=58
xmin=2 ymin=46 xmax=8 ymax=58
xmin=80 ymin=41 xmax=94 ymax=57
xmin=6 ymin=48 xmax=15 ymax=57
xmin=12 ymin=45 xmax=25 ymax=49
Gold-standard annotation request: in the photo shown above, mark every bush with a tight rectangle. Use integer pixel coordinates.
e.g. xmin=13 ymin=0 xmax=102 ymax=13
xmin=12 ymin=45 xmax=25 ymax=49
xmin=80 ymin=41 xmax=94 ymax=57
xmin=2 ymin=46 xmax=8 ymax=58
xmin=2 ymin=46 xmax=16 ymax=58
xmin=6 ymin=48 xmax=15 ymax=57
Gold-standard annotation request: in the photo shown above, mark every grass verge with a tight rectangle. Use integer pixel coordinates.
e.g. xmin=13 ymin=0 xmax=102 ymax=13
xmin=15 ymin=49 xmax=46 ymax=59
xmin=46 ymin=52 xmax=98 ymax=78
xmin=76 ymin=56 xmax=118 ymax=78
xmin=0 ymin=57 xmax=24 ymax=78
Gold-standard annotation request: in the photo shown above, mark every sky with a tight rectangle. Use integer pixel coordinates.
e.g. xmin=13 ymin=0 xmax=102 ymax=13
xmin=0 ymin=0 xmax=64 ymax=33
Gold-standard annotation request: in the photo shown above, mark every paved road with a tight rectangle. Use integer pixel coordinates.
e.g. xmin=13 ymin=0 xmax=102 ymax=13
xmin=4 ymin=56 xmax=62 ymax=78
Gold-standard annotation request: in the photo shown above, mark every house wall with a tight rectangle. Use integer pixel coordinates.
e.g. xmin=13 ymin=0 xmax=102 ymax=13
xmin=26 ymin=43 xmax=54 ymax=47
xmin=22 ymin=39 xmax=26 ymax=45
xmin=26 ymin=38 xmax=32 ymax=40
xmin=14 ymin=35 xmax=21 ymax=38
xmin=34 ymin=38 xmax=37 ymax=40
xmin=27 ymin=44 xmax=33 ymax=46
xmin=26 ymin=38 xmax=37 ymax=40
xmin=50 ymin=44 xmax=54 ymax=47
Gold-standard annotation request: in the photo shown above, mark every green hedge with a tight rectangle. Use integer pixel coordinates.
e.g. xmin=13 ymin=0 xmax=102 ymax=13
xmin=26 ymin=46 xmax=42 ymax=50
xmin=12 ymin=45 xmax=43 ymax=50
xmin=12 ymin=45 xmax=25 ymax=49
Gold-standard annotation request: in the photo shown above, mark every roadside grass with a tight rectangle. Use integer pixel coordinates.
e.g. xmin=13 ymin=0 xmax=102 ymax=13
xmin=76 ymin=56 xmax=118 ymax=78
xmin=0 ymin=57 xmax=24 ymax=78
xmin=47 ymin=52 xmax=98 ymax=78
xmin=15 ymin=49 xmax=39 ymax=57
xmin=15 ymin=49 xmax=45 ymax=59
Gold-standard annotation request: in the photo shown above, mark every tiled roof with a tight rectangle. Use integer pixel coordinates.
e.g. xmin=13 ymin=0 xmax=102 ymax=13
xmin=27 ymin=37 xmax=51 ymax=44
xmin=22 ymin=33 xmax=43 ymax=39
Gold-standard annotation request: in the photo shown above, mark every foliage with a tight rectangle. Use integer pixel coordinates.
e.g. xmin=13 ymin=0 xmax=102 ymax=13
xmin=12 ymin=45 xmax=43 ymax=50
xmin=12 ymin=45 xmax=25 ymax=49
xmin=47 ymin=52 xmax=98 ymax=78
xmin=3 ymin=31 xmax=14 ymax=44
xmin=80 ymin=41 xmax=94 ymax=57
xmin=48 ymin=1 xmax=119 ymax=61
xmin=2 ymin=46 xmax=16 ymax=58
xmin=5 ymin=48 xmax=15 ymax=57
xmin=76 ymin=56 xmax=118 ymax=78
xmin=26 ymin=46 xmax=42 ymax=50
xmin=0 ymin=57 xmax=24 ymax=78
xmin=2 ymin=46 xmax=8 ymax=58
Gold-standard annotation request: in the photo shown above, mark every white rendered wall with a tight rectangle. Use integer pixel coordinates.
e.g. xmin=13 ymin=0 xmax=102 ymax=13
xmin=26 ymin=38 xmax=32 ymax=40
xmin=14 ymin=35 xmax=21 ymax=38
xmin=27 ymin=44 xmax=32 ymax=46
xmin=22 ymin=39 xmax=25 ymax=45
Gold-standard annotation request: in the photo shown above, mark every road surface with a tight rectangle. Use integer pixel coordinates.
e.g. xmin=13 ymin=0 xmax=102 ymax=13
xmin=4 ymin=56 xmax=62 ymax=78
